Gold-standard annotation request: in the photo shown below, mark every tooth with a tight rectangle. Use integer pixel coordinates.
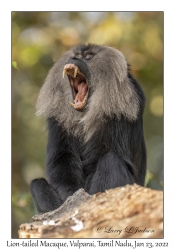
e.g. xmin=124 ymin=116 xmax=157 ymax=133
xmin=70 ymin=102 xmax=75 ymax=107
xmin=62 ymin=69 xmax=66 ymax=78
xmin=83 ymin=94 xmax=87 ymax=102
xmin=70 ymin=102 xmax=75 ymax=106
xmin=78 ymin=71 xmax=84 ymax=76
xmin=74 ymin=67 xmax=78 ymax=78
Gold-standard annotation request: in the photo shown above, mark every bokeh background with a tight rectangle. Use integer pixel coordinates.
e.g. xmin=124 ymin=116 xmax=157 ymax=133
xmin=12 ymin=12 xmax=163 ymax=238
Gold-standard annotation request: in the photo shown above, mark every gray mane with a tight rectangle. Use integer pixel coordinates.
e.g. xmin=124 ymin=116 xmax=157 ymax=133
xmin=36 ymin=45 xmax=139 ymax=142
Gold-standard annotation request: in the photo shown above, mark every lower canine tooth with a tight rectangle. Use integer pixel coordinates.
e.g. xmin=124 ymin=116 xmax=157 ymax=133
xmin=70 ymin=102 xmax=75 ymax=107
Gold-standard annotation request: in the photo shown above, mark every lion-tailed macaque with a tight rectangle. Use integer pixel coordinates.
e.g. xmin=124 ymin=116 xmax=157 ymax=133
xmin=30 ymin=44 xmax=146 ymax=213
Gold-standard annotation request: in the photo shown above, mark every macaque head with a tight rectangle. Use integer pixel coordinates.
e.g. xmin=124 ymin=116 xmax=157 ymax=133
xmin=61 ymin=44 xmax=129 ymax=111
xmin=36 ymin=44 xmax=140 ymax=140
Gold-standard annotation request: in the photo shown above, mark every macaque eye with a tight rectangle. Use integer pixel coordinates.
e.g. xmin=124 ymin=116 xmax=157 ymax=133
xmin=75 ymin=53 xmax=82 ymax=59
xmin=84 ymin=53 xmax=94 ymax=60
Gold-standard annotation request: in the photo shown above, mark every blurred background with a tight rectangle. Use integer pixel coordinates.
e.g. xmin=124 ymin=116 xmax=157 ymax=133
xmin=12 ymin=12 xmax=163 ymax=238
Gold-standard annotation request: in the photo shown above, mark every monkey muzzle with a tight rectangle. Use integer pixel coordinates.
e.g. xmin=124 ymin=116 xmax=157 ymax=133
xmin=62 ymin=59 xmax=89 ymax=110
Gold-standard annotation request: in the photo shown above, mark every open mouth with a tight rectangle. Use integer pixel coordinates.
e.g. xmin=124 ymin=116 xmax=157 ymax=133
xmin=62 ymin=64 xmax=88 ymax=110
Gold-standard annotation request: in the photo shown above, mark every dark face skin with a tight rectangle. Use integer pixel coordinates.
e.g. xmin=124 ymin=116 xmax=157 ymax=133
xmin=62 ymin=44 xmax=104 ymax=110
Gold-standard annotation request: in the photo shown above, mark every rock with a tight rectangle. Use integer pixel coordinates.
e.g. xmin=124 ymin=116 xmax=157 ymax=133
xmin=18 ymin=184 xmax=163 ymax=238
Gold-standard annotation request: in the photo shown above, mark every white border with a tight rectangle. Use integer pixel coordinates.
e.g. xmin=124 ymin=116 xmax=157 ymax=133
xmin=1 ymin=1 xmax=175 ymax=248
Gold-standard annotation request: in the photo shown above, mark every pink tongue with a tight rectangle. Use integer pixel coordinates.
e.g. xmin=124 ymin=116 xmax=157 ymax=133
xmin=74 ymin=82 xmax=88 ymax=105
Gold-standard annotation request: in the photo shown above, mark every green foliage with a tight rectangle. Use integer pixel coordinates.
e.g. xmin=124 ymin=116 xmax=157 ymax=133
xmin=12 ymin=12 xmax=163 ymax=238
xmin=12 ymin=61 xmax=19 ymax=71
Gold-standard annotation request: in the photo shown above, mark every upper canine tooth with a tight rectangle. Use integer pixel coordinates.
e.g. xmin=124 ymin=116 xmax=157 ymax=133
xmin=78 ymin=71 xmax=84 ymax=76
xmin=62 ymin=69 xmax=66 ymax=78
xmin=74 ymin=67 xmax=78 ymax=78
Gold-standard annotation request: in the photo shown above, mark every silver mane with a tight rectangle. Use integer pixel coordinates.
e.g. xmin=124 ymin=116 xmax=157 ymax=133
xmin=36 ymin=45 xmax=139 ymax=142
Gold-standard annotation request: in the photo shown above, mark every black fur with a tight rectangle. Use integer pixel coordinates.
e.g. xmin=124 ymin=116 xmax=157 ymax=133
xmin=30 ymin=47 xmax=146 ymax=213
